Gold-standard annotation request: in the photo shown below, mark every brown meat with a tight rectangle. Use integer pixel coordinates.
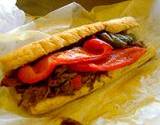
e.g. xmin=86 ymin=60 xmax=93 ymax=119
xmin=1 ymin=76 xmax=22 ymax=87
xmin=20 ymin=86 xmax=50 ymax=108
xmin=16 ymin=66 xmax=98 ymax=108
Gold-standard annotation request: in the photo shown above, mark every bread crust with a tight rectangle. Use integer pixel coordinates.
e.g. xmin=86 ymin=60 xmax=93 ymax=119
xmin=0 ymin=17 xmax=138 ymax=73
xmin=30 ymin=45 xmax=155 ymax=114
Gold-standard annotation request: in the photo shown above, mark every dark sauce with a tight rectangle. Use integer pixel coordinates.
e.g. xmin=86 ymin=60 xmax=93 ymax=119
xmin=61 ymin=118 xmax=82 ymax=125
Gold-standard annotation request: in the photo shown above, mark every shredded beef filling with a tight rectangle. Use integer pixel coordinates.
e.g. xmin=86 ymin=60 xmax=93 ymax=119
xmin=2 ymin=66 xmax=99 ymax=108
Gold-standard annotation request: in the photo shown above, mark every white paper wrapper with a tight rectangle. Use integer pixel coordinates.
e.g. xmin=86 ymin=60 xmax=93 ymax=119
xmin=0 ymin=0 xmax=25 ymax=33
xmin=1 ymin=1 xmax=160 ymax=125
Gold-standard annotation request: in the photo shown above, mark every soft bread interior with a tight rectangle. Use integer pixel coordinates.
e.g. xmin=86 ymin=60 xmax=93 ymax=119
xmin=30 ymin=45 xmax=155 ymax=114
xmin=0 ymin=17 xmax=138 ymax=73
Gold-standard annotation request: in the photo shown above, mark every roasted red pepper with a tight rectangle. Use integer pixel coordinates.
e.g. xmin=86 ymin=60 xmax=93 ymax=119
xmin=17 ymin=38 xmax=112 ymax=84
xmin=51 ymin=38 xmax=113 ymax=64
xmin=69 ymin=47 xmax=146 ymax=72
xmin=18 ymin=56 xmax=56 ymax=84
xmin=71 ymin=75 xmax=82 ymax=90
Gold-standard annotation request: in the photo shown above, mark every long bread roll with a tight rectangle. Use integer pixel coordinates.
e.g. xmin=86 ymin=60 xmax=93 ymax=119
xmin=0 ymin=17 xmax=155 ymax=115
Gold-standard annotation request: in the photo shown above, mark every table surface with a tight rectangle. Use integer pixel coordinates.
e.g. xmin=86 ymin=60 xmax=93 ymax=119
xmin=17 ymin=0 xmax=125 ymax=16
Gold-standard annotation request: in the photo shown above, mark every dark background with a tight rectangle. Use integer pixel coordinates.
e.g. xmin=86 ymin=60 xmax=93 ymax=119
xmin=17 ymin=0 xmax=125 ymax=16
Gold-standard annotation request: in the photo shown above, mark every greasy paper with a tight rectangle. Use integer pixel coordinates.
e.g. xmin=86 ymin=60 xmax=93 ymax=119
xmin=1 ymin=0 xmax=160 ymax=125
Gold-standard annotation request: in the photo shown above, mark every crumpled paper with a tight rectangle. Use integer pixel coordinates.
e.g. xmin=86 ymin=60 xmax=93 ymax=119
xmin=1 ymin=0 xmax=160 ymax=125
xmin=0 ymin=2 xmax=93 ymax=56
xmin=0 ymin=0 xmax=25 ymax=33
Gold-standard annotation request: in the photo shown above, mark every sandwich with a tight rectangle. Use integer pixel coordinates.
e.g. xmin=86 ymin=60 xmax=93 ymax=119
xmin=0 ymin=17 xmax=156 ymax=114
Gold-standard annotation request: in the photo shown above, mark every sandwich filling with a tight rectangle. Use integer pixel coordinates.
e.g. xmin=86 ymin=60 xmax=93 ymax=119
xmin=0 ymin=31 xmax=146 ymax=108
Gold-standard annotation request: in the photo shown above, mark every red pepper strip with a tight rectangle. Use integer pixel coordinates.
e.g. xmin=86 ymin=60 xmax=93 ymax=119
xmin=17 ymin=38 xmax=113 ymax=84
xmin=51 ymin=38 xmax=113 ymax=64
xmin=70 ymin=75 xmax=82 ymax=90
xmin=69 ymin=47 xmax=146 ymax=72
xmin=18 ymin=56 xmax=56 ymax=84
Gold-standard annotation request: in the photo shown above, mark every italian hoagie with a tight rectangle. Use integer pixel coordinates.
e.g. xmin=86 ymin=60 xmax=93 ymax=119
xmin=0 ymin=17 xmax=156 ymax=114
